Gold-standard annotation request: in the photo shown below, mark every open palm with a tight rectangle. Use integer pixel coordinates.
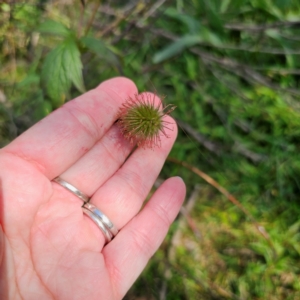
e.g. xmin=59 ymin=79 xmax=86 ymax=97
xmin=0 ymin=77 xmax=185 ymax=300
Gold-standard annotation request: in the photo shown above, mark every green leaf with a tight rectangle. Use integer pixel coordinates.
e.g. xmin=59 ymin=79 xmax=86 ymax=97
xmin=185 ymin=55 xmax=198 ymax=80
xmin=34 ymin=100 xmax=53 ymax=119
xmin=80 ymin=36 xmax=120 ymax=65
xmin=266 ymin=29 xmax=295 ymax=68
xmin=38 ymin=20 xmax=71 ymax=37
xmin=153 ymin=35 xmax=202 ymax=63
xmin=1 ymin=3 xmax=10 ymax=12
xmin=42 ymin=37 xmax=85 ymax=103
xmin=199 ymin=26 xmax=222 ymax=46
xmin=18 ymin=73 xmax=40 ymax=87
xmin=63 ymin=38 xmax=85 ymax=93
xmin=274 ymin=0 xmax=292 ymax=10
xmin=251 ymin=0 xmax=283 ymax=19
xmin=206 ymin=4 xmax=224 ymax=32
xmin=164 ymin=7 xmax=201 ymax=34
xmin=220 ymin=0 xmax=231 ymax=13
xmin=42 ymin=44 xmax=69 ymax=103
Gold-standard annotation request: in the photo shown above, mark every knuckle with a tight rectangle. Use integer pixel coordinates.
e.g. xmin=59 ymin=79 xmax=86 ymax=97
xmin=128 ymin=225 xmax=154 ymax=258
xmin=64 ymin=105 xmax=101 ymax=140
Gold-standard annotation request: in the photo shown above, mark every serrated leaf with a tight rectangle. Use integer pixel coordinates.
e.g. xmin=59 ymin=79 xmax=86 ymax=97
xmin=42 ymin=44 xmax=69 ymax=102
xmin=63 ymin=38 xmax=85 ymax=93
xmin=153 ymin=35 xmax=202 ymax=64
xmin=38 ymin=20 xmax=71 ymax=37
xmin=80 ymin=36 xmax=119 ymax=65
xmin=42 ymin=38 xmax=85 ymax=103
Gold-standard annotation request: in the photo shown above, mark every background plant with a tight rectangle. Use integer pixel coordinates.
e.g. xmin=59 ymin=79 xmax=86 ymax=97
xmin=1 ymin=0 xmax=300 ymax=299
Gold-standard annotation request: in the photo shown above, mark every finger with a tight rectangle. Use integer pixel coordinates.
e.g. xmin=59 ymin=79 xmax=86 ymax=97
xmin=54 ymin=92 xmax=166 ymax=203
xmin=88 ymin=113 xmax=177 ymax=231
xmin=56 ymin=124 xmax=134 ymax=200
xmin=102 ymin=177 xmax=186 ymax=299
xmin=1 ymin=77 xmax=138 ymax=178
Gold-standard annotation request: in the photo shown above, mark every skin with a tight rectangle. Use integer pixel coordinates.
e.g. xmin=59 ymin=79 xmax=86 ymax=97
xmin=0 ymin=77 xmax=186 ymax=300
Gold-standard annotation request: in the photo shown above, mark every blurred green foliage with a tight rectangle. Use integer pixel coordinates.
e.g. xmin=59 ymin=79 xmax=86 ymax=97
xmin=1 ymin=0 xmax=300 ymax=299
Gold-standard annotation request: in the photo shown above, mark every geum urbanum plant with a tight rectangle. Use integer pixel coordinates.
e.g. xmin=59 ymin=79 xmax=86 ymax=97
xmin=117 ymin=93 xmax=176 ymax=148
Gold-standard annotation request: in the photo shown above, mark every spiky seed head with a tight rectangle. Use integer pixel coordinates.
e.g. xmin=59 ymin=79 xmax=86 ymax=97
xmin=117 ymin=93 xmax=176 ymax=148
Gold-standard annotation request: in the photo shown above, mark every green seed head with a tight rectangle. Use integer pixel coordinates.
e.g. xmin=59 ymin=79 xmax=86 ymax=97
xmin=117 ymin=93 xmax=176 ymax=148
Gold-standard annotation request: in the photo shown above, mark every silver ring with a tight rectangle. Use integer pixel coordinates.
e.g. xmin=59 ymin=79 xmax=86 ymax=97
xmin=82 ymin=203 xmax=118 ymax=243
xmin=53 ymin=177 xmax=90 ymax=203
xmin=83 ymin=203 xmax=119 ymax=236
xmin=82 ymin=207 xmax=113 ymax=243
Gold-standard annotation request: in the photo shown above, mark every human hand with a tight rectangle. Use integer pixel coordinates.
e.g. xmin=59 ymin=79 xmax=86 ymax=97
xmin=0 ymin=77 xmax=186 ymax=300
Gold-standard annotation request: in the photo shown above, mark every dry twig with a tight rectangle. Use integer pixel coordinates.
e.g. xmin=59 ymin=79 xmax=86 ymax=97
xmin=225 ymin=21 xmax=300 ymax=31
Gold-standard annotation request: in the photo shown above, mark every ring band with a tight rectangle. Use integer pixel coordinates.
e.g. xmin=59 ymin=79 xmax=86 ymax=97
xmin=53 ymin=176 xmax=118 ymax=243
xmin=82 ymin=207 xmax=113 ymax=243
xmin=83 ymin=203 xmax=119 ymax=236
xmin=53 ymin=177 xmax=90 ymax=203
xmin=82 ymin=203 xmax=118 ymax=243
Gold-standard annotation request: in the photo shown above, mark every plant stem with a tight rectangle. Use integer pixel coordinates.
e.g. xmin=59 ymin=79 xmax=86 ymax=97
xmin=84 ymin=1 xmax=102 ymax=36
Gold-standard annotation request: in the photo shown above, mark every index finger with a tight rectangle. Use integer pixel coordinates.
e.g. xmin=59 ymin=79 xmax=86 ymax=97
xmin=1 ymin=77 xmax=138 ymax=178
